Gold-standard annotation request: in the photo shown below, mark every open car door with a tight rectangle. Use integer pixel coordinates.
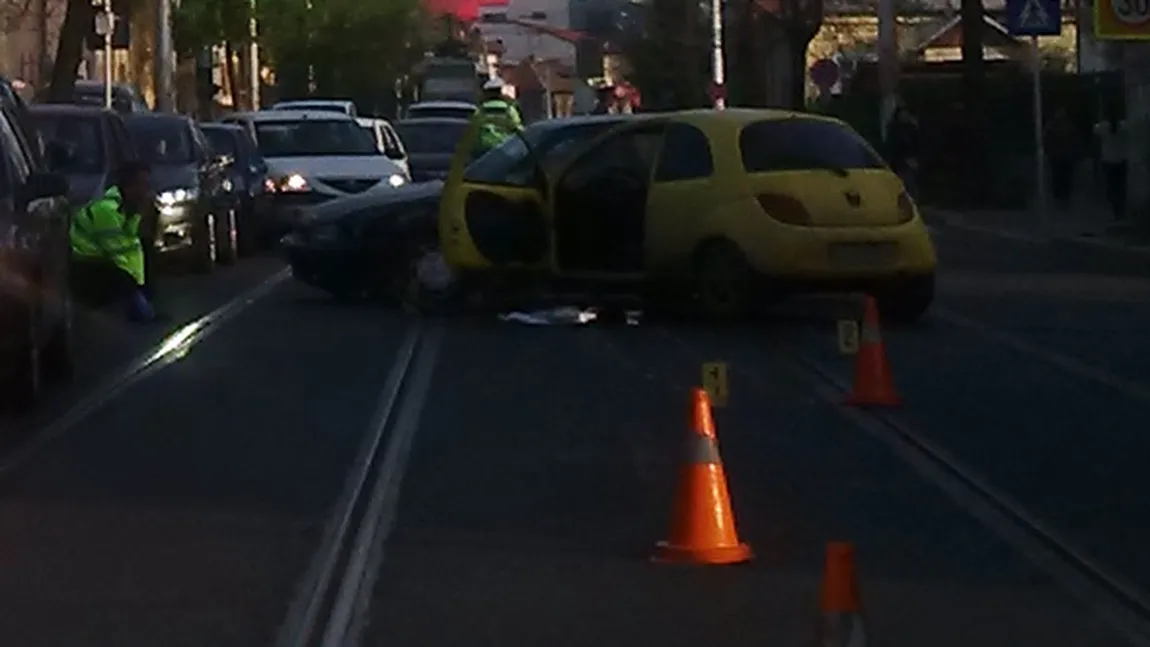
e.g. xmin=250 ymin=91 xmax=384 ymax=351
xmin=438 ymin=118 xmax=550 ymax=272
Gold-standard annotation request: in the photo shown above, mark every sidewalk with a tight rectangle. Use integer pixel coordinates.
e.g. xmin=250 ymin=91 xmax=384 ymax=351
xmin=922 ymin=202 xmax=1150 ymax=265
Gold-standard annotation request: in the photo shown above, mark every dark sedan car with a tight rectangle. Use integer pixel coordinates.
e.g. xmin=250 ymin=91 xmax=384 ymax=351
xmin=282 ymin=181 xmax=442 ymax=301
xmin=392 ymin=117 xmax=471 ymax=182
xmin=30 ymin=105 xmax=137 ymax=205
xmin=124 ymin=113 xmax=238 ymax=271
xmin=200 ymin=122 xmax=272 ymax=254
xmin=0 ymin=103 xmax=73 ymax=413
xmin=50 ymin=81 xmax=151 ymax=114
xmin=283 ymin=115 xmax=630 ymax=305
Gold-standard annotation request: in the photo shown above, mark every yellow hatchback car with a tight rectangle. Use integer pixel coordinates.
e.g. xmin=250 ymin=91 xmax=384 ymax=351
xmin=439 ymin=108 xmax=937 ymax=321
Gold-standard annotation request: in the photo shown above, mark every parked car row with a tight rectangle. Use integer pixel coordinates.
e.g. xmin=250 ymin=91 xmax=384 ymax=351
xmin=0 ymin=84 xmax=480 ymax=414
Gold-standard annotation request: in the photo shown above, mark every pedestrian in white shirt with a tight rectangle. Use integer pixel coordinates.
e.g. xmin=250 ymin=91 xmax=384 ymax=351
xmin=1093 ymin=108 xmax=1127 ymax=220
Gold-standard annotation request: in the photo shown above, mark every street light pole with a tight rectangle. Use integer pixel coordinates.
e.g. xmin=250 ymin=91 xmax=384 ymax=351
xmin=156 ymin=0 xmax=174 ymax=112
xmin=710 ymin=0 xmax=725 ymax=109
xmin=248 ymin=0 xmax=260 ymax=109
xmin=92 ymin=0 xmax=115 ymax=108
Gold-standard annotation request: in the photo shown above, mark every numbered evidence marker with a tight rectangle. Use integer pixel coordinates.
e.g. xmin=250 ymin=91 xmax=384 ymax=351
xmin=837 ymin=319 xmax=860 ymax=355
xmin=702 ymin=362 xmax=729 ymax=407
xmin=1096 ymin=0 xmax=1150 ymax=39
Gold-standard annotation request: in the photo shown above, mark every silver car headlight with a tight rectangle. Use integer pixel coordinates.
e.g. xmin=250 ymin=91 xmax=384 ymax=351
xmin=387 ymin=173 xmax=406 ymax=188
xmin=268 ymin=173 xmax=309 ymax=193
xmin=157 ymin=187 xmax=198 ymax=205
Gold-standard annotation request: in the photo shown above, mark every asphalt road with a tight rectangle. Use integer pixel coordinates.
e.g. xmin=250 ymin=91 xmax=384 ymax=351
xmin=0 ymin=224 xmax=1148 ymax=647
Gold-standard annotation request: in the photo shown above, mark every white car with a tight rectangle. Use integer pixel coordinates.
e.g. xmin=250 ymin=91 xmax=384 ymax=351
xmin=405 ymin=100 xmax=477 ymax=121
xmin=270 ymin=99 xmax=357 ymax=117
xmin=356 ymin=117 xmax=410 ymax=178
xmin=221 ymin=110 xmax=409 ymax=238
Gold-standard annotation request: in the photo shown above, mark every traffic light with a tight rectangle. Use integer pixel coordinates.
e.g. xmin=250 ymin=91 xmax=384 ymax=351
xmin=85 ymin=0 xmax=131 ymax=50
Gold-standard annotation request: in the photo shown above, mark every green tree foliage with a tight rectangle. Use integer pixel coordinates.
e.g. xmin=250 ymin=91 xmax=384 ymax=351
xmin=620 ymin=0 xmax=710 ymax=110
xmin=257 ymin=0 xmax=429 ymax=113
xmin=173 ymin=0 xmax=254 ymax=56
xmin=172 ymin=0 xmax=430 ymax=114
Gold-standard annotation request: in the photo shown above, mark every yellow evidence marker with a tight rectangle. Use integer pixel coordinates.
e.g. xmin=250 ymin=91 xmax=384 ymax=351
xmin=702 ymin=362 xmax=729 ymax=407
xmin=837 ymin=319 xmax=860 ymax=355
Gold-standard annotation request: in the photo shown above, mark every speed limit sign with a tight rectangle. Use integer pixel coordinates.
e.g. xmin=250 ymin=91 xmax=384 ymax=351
xmin=1096 ymin=0 xmax=1150 ymax=39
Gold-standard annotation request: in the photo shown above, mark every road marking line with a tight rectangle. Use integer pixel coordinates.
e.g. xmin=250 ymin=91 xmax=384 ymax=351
xmin=274 ymin=325 xmax=423 ymax=647
xmin=783 ymin=351 xmax=1150 ymax=646
xmin=322 ymin=322 xmax=443 ymax=647
xmin=934 ymin=308 xmax=1150 ymax=406
xmin=656 ymin=326 xmax=1150 ymax=645
xmin=0 ymin=267 xmax=290 ymax=475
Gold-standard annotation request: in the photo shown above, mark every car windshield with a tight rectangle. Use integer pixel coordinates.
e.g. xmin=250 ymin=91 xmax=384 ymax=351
xmin=462 ymin=121 xmax=622 ymax=186
xmin=739 ymin=118 xmax=884 ymax=173
xmin=394 ymin=121 xmax=470 ymax=154
xmin=407 ymin=106 xmax=475 ymax=120
xmin=274 ymin=103 xmax=349 ymax=115
xmin=254 ymin=119 xmax=379 ymax=157
xmin=127 ymin=118 xmax=195 ymax=164
xmin=32 ymin=113 xmax=105 ymax=174
xmin=203 ymin=128 xmax=238 ymax=158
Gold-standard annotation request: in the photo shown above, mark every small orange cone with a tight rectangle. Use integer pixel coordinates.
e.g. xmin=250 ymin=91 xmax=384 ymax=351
xmin=653 ymin=388 xmax=752 ymax=565
xmin=845 ymin=295 xmax=901 ymax=407
xmin=818 ymin=542 xmax=867 ymax=646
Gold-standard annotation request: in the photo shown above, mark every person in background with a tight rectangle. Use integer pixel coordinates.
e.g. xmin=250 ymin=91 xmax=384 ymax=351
xmin=472 ymin=77 xmax=524 ymax=156
xmin=69 ymin=161 xmax=162 ymax=323
xmin=1045 ymin=108 xmax=1080 ymax=210
xmin=592 ymin=86 xmax=615 ymax=115
xmin=1093 ymin=105 xmax=1127 ymax=221
xmin=884 ymin=104 xmax=920 ymax=198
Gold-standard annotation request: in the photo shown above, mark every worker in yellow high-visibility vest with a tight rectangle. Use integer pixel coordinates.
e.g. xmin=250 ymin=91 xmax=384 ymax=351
xmin=69 ymin=161 xmax=161 ymax=322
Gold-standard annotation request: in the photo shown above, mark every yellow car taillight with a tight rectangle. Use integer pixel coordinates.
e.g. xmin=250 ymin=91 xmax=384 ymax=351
xmin=757 ymin=193 xmax=812 ymax=225
xmin=897 ymin=191 xmax=917 ymax=224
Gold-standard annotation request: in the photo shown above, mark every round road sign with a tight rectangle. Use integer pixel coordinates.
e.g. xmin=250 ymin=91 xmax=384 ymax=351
xmin=1113 ymin=0 xmax=1150 ymax=24
xmin=810 ymin=58 xmax=840 ymax=89
xmin=1095 ymin=0 xmax=1150 ymax=39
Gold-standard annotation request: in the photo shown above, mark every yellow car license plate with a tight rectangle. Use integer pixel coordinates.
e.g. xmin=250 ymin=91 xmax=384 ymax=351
xmin=828 ymin=241 xmax=897 ymax=268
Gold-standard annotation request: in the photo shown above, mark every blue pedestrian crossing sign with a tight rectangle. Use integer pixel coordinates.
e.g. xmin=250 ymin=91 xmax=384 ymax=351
xmin=1006 ymin=0 xmax=1062 ymax=36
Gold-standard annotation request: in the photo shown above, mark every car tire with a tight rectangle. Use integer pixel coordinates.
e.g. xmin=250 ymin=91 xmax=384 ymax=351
xmin=0 ymin=307 xmax=42 ymax=414
xmin=216 ymin=208 xmax=239 ymax=266
xmin=41 ymin=294 xmax=75 ymax=383
xmin=876 ymin=273 xmax=935 ymax=324
xmin=325 ymin=284 xmax=364 ymax=302
xmin=193 ymin=212 xmax=217 ymax=274
xmin=237 ymin=202 xmax=257 ymax=257
xmin=692 ymin=240 xmax=754 ymax=321
xmin=392 ymin=243 xmax=458 ymax=314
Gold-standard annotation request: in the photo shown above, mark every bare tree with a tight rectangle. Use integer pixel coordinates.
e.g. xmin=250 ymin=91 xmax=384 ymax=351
xmin=47 ymin=0 xmax=93 ymax=100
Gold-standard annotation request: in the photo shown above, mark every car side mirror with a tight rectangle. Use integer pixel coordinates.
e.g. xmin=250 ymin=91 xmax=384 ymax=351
xmin=19 ymin=171 xmax=68 ymax=206
xmin=384 ymin=147 xmax=405 ymax=160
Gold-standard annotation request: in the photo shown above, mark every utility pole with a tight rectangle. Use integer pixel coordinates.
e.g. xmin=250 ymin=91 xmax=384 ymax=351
xmin=709 ymin=0 xmax=725 ymax=109
xmin=248 ymin=0 xmax=259 ymax=109
xmin=877 ymin=0 xmax=898 ymax=138
xmin=155 ymin=0 xmax=174 ymax=112
xmin=92 ymin=0 xmax=115 ymax=108
xmin=306 ymin=0 xmax=315 ymax=94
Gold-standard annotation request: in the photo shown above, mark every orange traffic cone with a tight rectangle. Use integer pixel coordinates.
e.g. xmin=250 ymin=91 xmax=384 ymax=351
xmin=845 ymin=296 xmax=901 ymax=407
xmin=653 ymin=388 xmax=752 ymax=565
xmin=818 ymin=542 xmax=867 ymax=646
